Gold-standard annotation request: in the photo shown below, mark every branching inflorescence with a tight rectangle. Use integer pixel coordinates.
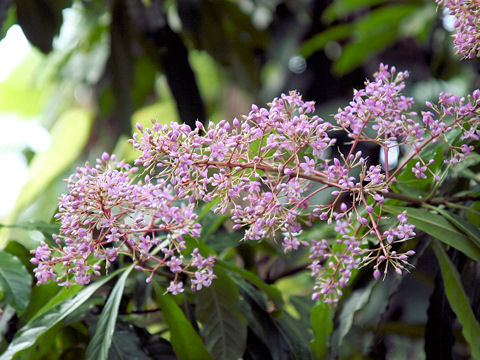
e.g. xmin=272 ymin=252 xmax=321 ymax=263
xmin=437 ymin=0 xmax=480 ymax=58
xmin=32 ymin=64 xmax=480 ymax=303
xmin=31 ymin=154 xmax=215 ymax=294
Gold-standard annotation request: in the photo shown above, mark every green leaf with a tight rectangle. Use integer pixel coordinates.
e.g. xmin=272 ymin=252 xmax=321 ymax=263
xmin=432 ymin=240 xmax=480 ymax=360
xmin=0 ymin=221 xmax=60 ymax=242
xmin=429 ymin=206 xmax=480 ymax=248
xmin=231 ymin=274 xmax=268 ymax=310
xmin=395 ymin=146 xmax=443 ymax=191
xmin=0 ymin=268 xmax=124 ymax=360
xmin=86 ymin=264 xmax=134 ymax=360
xmin=199 ymin=212 xmax=230 ymax=243
xmin=196 ymin=268 xmax=247 ymax=360
xmin=467 ymin=201 xmax=480 ymax=227
xmin=197 ymin=198 xmax=221 ymax=220
xmin=383 ymin=205 xmax=480 ymax=262
xmin=0 ymin=251 xmax=31 ymax=314
xmin=29 ymin=284 xmax=82 ymax=322
xmin=22 ymin=282 xmax=62 ymax=321
xmin=4 ymin=240 xmax=34 ymax=271
xmin=189 ymin=50 xmax=221 ymax=103
xmin=322 ymin=0 xmax=390 ymax=23
xmin=330 ymin=281 xmax=375 ymax=353
xmin=399 ymin=3 xmax=436 ymax=42
xmin=333 ymin=4 xmax=417 ymax=74
xmin=153 ymin=282 xmax=212 ymax=360
xmin=217 ymin=259 xmax=284 ymax=309
xmin=300 ymin=24 xmax=353 ymax=58
xmin=310 ymin=303 xmax=334 ymax=359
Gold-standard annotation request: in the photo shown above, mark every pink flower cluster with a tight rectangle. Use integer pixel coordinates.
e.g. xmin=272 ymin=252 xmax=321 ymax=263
xmin=437 ymin=0 xmax=480 ymax=58
xmin=132 ymin=64 xmax=480 ymax=302
xmin=33 ymin=63 xmax=480 ymax=303
xmin=31 ymin=154 xmax=215 ymax=293
xmin=131 ymin=92 xmax=335 ymax=250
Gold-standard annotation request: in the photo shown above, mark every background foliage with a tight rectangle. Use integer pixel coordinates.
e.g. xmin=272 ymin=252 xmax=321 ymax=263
xmin=0 ymin=0 xmax=479 ymax=359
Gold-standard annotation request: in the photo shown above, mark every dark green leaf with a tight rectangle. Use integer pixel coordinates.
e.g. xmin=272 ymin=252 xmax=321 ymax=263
xmin=197 ymin=198 xmax=221 ymax=220
xmin=273 ymin=313 xmax=314 ymax=360
xmin=383 ymin=205 xmax=480 ymax=262
xmin=217 ymin=259 xmax=284 ymax=308
xmin=64 ymin=296 xmax=105 ymax=326
xmin=0 ymin=268 xmax=125 ymax=360
xmin=86 ymin=265 xmax=134 ymax=360
xmin=4 ymin=240 xmax=34 ymax=271
xmin=108 ymin=0 xmax=133 ymax=135
xmin=0 ymin=251 xmax=31 ymax=314
xmin=109 ymin=322 xmax=176 ymax=360
xmin=289 ymin=296 xmax=314 ymax=328
xmin=14 ymin=0 xmax=71 ymax=53
xmin=239 ymin=285 xmax=293 ymax=359
xmin=432 ymin=241 xmax=480 ymax=360
xmin=196 ymin=268 xmax=247 ymax=360
xmin=322 ymin=0 xmax=390 ymax=23
xmin=153 ymin=282 xmax=212 ymax=360
xmin=232 ymin=274 xmax=268 ymax=310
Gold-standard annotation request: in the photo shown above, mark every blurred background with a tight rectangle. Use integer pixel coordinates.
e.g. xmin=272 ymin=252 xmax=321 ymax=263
xmin=0 ymin=0 xmax=479 ymax=358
